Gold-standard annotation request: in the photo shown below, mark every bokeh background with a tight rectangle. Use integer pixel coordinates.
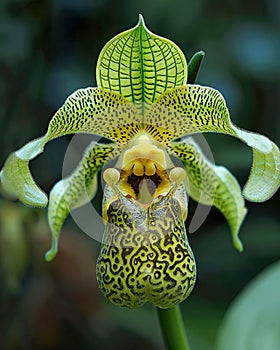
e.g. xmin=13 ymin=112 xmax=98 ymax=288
xmin=0 ymin=0 xmax=279 ymax=349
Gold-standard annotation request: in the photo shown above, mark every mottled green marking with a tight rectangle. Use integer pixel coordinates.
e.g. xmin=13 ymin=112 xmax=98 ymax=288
xmin=97 ymin=158 xmax=196 ymax=308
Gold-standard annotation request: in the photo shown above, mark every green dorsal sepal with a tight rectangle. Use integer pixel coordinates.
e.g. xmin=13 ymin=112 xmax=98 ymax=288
xmin=96 ymin=15 xmax=187 ymax=113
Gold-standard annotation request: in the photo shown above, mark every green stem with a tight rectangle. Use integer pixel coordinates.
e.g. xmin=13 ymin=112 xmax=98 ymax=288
xmin=157 ymin=304 xmax=191 ymax=350
xmin=187 ymin=50 xmax=205 ymax=84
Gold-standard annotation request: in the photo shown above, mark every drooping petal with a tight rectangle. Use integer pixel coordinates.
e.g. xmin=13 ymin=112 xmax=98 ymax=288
xmin=144 ymin=85 xmax=280 ymax=201
xmin=0 ymin=88 xmax=139 ymax=207
xmin=168 ymin=138 xmax=247 ymax=251
xmin=0 ymin=136 xmax=49 ymax=207
xmin=46 ymin=142 xmax=121 ymax=261
xmin=96 ymin=15 xmax=187 ymax=113
xmin=237 ymin=130 xmax=280 ymax=202
xmin=46 ymin=88 xmax=140 ymax=142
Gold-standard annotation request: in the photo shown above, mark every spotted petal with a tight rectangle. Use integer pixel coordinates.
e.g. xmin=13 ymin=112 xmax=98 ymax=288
xmin=168 ymin=138 xmax=247 ymax=251
xmin=46 ymin=142 xmax=121 ymax=261
xmin=145 ymin=85 xmax=280 ymax=201
xmin=0 ymin=88 xmax=139 ymax=207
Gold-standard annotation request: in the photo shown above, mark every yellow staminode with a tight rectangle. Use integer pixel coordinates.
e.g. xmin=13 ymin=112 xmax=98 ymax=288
xmin=121 ymin=134 xmax=167 ymax=176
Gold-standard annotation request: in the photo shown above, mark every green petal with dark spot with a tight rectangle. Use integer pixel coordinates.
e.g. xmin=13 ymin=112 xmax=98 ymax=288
xmin=168 ymin=138 xmax=247 ymax=251
xmin=46 ymin=142 xmax=121 ymax=261
xmin=0 ymin=88 xmax=138 ymax=207
xmin=145 ymin=85 xmax=280 ymax=201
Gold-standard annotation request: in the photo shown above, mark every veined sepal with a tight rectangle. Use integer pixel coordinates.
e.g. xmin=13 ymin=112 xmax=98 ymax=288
xmin=96 ymin=14 xmax=187 ymax=113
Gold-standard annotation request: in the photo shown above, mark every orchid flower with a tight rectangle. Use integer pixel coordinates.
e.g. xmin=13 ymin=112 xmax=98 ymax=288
xmin=1 ymin=16 xmax=279 ymax=310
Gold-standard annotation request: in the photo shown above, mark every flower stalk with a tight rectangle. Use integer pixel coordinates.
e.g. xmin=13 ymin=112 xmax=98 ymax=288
xmin=157 ymin=305 xmax=191 ymax=350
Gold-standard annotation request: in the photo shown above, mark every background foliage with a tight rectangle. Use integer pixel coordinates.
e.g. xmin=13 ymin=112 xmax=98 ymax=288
xmin=0 ymin=0 xmax=279 ymax=349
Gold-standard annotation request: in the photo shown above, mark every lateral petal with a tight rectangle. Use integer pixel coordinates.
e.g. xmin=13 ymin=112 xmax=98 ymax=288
xmin=168 ymin=138 xmax=247 ymax=251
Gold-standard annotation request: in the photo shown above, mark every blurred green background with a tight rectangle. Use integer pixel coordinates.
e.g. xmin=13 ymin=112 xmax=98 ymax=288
xmin=0 ymin=0 xmax=279 ymax=349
